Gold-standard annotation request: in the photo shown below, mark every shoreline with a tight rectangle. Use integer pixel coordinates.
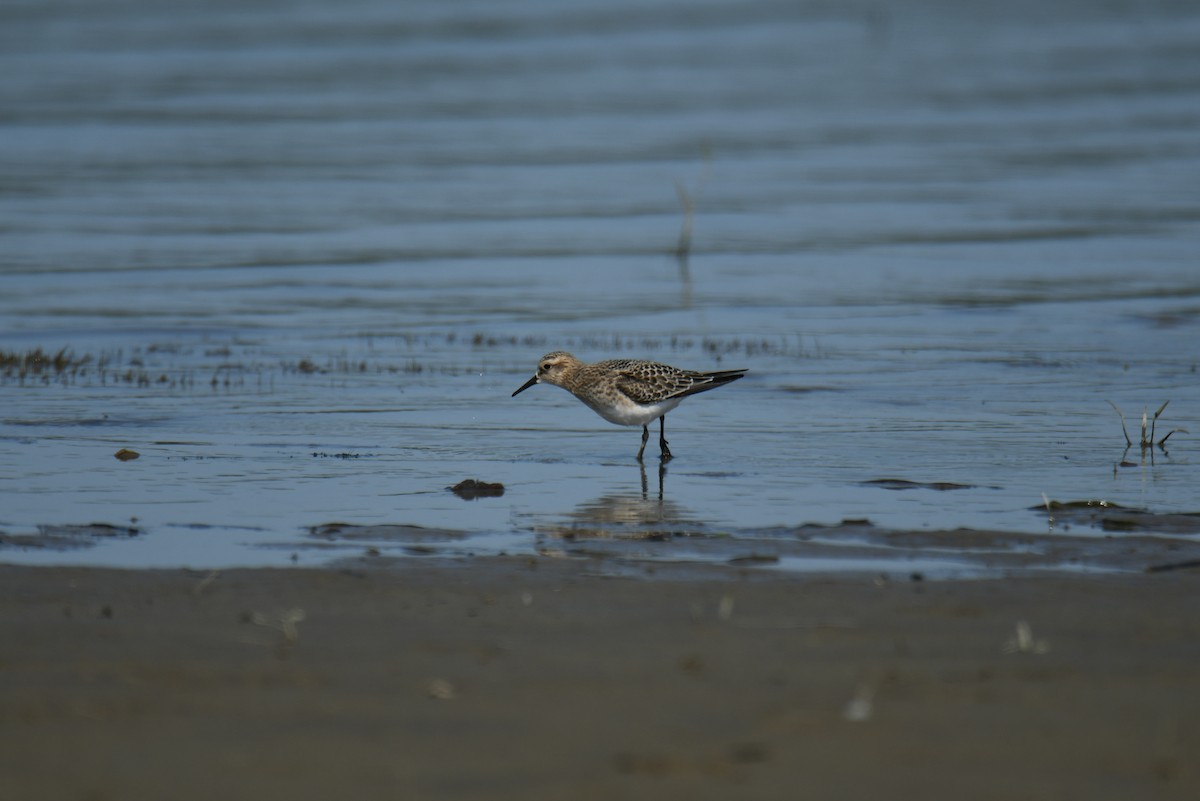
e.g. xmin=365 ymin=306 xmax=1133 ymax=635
xmin=1 ymin=559 xmax=1198 ymax=800
xmin=6 ymin=510 xmax=1200 ymax=577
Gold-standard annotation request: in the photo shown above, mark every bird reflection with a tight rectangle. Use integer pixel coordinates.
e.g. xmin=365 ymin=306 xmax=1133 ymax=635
xmin=641 ymin=457 xmax=665 ymax=502
xmin=559 ymin=461 xmax=694 ymax=539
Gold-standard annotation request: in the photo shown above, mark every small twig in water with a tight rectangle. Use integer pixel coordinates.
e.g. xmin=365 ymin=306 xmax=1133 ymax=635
xmin=1149 ymin=400 xmax=1188 ymax=447
xmin=672 ymin=153 xmax=711 ymax=273
xmin=1107 ymin=399 xmax=1186 ymax=452
xmin=674 ymin=180 xmax=695 ymax=262
xmin=1149 ymin=400 xmax=1169 ymax=446
xmin=1158 ymin=428 xmax=1186 ymax=446
xmin=1106 ymin=400 xmax=1132 ymax=448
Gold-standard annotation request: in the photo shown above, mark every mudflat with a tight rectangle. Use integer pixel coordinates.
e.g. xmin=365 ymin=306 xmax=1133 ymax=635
xmin=1 ymin=560 xmax=1197 ymax=801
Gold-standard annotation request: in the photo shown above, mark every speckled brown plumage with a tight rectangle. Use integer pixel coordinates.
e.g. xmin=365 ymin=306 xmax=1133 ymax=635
xmin=512 ymin=351 xmax=747 ymax=461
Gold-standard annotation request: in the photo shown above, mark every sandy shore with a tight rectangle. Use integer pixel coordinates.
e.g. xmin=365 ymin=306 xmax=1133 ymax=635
xmin=1 ymin=559 xmax=1197 ymax=800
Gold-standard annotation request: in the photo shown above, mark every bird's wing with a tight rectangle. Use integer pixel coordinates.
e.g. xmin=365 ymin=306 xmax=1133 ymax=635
xmin=614 ymin=368 xmax=695 ymax=404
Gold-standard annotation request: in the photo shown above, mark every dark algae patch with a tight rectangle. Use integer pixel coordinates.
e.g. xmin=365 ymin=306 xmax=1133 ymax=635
xmin=863 ymin=479 xmax=977 ymax=491
xmin=308 ymin=523 xmax=466 ymax=543
xmin=449 ymin=479 xmax=506 ymax=500
xmin=1037 ymin=500 xmax=1200 ymax=535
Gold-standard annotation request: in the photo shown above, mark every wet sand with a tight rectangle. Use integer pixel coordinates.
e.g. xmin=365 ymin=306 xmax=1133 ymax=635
xmin=1 ymin=559 xmax=1197 ymax=800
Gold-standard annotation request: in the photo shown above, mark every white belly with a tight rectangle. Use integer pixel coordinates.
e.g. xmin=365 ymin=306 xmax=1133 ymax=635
xmin=584 ymin=395 xmax=682 ymax=427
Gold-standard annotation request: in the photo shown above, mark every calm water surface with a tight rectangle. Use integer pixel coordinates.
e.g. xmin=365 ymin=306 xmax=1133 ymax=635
xmin=2 ymin=0 xmax=1198 ymax=573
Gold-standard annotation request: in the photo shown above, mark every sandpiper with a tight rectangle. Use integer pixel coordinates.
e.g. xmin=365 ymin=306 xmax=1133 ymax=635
xmin=512 ymin=351 xmax=747 ymax=461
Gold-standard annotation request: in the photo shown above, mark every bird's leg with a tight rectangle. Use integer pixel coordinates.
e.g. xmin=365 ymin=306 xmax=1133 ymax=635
xmin=659 ymin=416 xmax=672 ymax=461
xmin=637 ymin=424 xmax=649 ymax=461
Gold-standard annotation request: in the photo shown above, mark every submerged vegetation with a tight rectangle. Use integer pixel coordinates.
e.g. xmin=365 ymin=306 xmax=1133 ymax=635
xmin=1 ymin=347 xmax=191 ymax=388
xmin=465 ymin=331 xmax=818 ymax=360
xmin=1 ymin=332 xmax=816 ymax=392
xmin=0 ymin=347 xmax=91 ymax=381
xmin=1107 ymin=399 xmax=1187 ymax=453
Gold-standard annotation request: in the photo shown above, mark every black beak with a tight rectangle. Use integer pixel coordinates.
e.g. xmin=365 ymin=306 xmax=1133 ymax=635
xmin=512 ymin=375 xmax=538 ymax=397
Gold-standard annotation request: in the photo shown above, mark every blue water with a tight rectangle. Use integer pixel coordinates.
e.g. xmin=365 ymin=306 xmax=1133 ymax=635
xmin=2 ymin=0 xmax=1198 ymax=572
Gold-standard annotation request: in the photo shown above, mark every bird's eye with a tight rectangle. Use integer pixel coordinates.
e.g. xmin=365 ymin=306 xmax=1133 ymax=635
xmin=540 ymin=363 xmax=550 ymax=372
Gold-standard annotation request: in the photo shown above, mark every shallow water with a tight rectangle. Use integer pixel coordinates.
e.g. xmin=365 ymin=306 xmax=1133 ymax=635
xmin=2 ymin=0 xmax=1199 ymax=574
